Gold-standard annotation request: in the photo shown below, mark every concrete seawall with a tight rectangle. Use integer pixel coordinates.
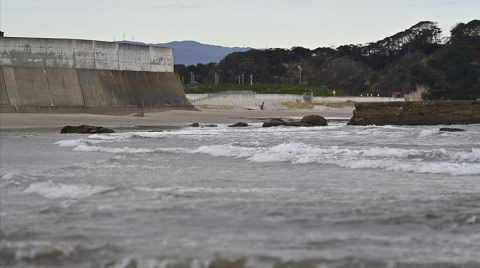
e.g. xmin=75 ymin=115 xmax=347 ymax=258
xmin=187 ymin=93 xmax=403 ymax=110
xmin=0 ymin=37 xmax=192 ymax=113
xmin=349 ymin=101 xmax=480 ymax=125
xmin=0 ymin=37 xmax=173 ymax=72
xmin=0 ymin=66 xmax=192 ymax=114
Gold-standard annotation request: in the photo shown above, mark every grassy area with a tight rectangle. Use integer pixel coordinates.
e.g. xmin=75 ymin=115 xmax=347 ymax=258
xmin=185 ymin=83 xmax=336 ymax=96
xmin=281 ymin=101 xmax=315 ymax=109
xmin=323 ymin=101 xmax=355 ymax=108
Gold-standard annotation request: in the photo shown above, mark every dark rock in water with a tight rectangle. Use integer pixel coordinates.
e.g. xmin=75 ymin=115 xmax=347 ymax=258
xmin=439 ymin=128 xmax=466 ymax=132
xmin=300 ymin=115 xmax=328 ymax=126
xmin=229 ymin=122 xmax=249 ymax=127
xmin=203 ymin=124 xmax=218 ymax=128
xmin=262 ymin=115 xmax=327 ymax=127
xmin=60 ymin=125 xmax=115 ymax=134
xmin=190 ymin=122 xmax=200 ymax=127
xmin=262 ymin=118 xmax=287 ymax=127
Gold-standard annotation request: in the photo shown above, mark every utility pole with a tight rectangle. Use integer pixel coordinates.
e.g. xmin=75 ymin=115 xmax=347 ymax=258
xmin=214 ymin=72 xmax=219 ymax=85
xmin=298 ymin=65 xmax=303 ymax=86
xmin=190 ymin=72 xmax=195 ymax=86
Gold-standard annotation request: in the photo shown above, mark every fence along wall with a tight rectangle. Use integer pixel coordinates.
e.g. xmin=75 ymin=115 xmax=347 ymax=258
xmin=0 ymin=37 xmax=192 ymax=113
xmin=0 ymin=37 xmax=173 ymax=72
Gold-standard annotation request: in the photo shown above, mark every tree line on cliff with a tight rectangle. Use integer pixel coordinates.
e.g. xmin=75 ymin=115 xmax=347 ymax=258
xmin=175 ymin=20 xmax=480 ymax=100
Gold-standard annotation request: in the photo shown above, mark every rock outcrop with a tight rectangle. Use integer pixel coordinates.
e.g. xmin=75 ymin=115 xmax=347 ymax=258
xmin=263 ymin=115 xmax=327 ymax=127
xmin=262 ymin=119 xmax=300 ymax=127
xmin=349 ymin=101 xmax=480 ymax=125
xmin=61 ymin=125 xmax=115 ymax=134
xmin=229 ymin=122 xmax=249 ymax=127
xmin=300 ymin=115 xmax=328 ymax=126
xmin=439 ymin=128 xmax=466 ymax=132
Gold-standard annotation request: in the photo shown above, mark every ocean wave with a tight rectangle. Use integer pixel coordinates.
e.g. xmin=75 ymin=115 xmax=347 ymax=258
xmin=190 ymin=143 xmax=480 ymax=176
xmin=193 ymin=144 xmax=260 ymax=158
xmin=2 ymin=247 xmax=476 ymax=268
xmin=134 ymin=186 xmax=296 ymax=194
xmin=55 ymin=138 xmax=87 ymax=147
xmin=0 ymin=242 xmax=121 ymax=267
xmin=24 ymin=181 xmax=111 ymax=199
xmin=56 ymin=138 xmax=189 ymax=155
xmin=72 ymin=144 xmax=154 ymax=154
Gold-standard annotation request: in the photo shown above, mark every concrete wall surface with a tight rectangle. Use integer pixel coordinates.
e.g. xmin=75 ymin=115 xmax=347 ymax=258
xmin=187 ymin=93 xmax=404 ymax=110
xmin=0 ymin=37 xmax=173 ymax=72
xmin=0 ymin=66 xmax=192 ymax=114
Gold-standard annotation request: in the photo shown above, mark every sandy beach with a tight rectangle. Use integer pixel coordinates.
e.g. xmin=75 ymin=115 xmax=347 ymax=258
xmin=0 ymin=106 xmax=354 ymax=132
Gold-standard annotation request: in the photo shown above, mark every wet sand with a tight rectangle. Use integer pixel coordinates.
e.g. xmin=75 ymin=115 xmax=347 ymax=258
xmin=0 ymin=106 xmax=354 ymax=132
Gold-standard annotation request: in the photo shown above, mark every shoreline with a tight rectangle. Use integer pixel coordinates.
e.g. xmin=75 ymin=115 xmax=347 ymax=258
xmin=0 ymin=106 xmax=354 ymax=132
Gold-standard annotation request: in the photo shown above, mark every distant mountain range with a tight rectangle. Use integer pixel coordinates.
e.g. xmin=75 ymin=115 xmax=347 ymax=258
xmin=158 ymin=41 xmax=253 ymax=65
xmin=119 ymin=40 xmax=253 ymax=65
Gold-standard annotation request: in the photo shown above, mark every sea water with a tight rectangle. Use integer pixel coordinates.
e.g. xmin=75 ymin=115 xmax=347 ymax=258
xmin=1 ymin=121 xmax=479 ymax=267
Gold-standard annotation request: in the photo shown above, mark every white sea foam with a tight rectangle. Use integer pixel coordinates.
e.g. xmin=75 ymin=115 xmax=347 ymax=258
xmin=130 ymin=132 xmax=168 ymax=138
xmin=87 ymin=133 xmax=128 ymax=140
xmin=189 ymin=142 xmax=480 ymax=175
xmin=72 ymin=144 xmax=154 ymax=154
xmin=134 ymin=186 xmax=296 ymax=194
xmin=419 ymin=129 xmax=438 ymax=138
xmin=1 ymin=172 xmax=16 ymax=180
xmin=24 ymin=181 xmax=110 ymax=199
xmin=55 ymin=139 xmax=87 ymax=147
xmin=448 ymin=148 xmax=480 ymax=162
xmin=193 ymin=144 xmax=259 ymax=158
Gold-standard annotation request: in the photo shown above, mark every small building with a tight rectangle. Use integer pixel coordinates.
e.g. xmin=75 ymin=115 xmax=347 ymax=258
xmin=392 ymin=91 xmax=401 ymax=98
xmin=303 ymin=89 xmax=313 ymax=103
xmin=0 ymin=31 xmax=4 ymax=37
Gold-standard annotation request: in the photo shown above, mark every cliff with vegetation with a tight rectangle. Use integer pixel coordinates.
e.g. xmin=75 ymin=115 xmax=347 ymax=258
xmin=176 ymin=20 xmax=480 ymax=100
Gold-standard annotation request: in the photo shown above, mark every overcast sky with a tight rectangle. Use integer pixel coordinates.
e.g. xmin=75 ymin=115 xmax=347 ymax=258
xmin=1 ymin=0 xmax=479 ymax=49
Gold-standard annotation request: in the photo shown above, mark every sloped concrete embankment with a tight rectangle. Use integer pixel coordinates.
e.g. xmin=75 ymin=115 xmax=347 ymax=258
xmin=348 ymin=101 xmax=480 ymax=125
xmin=0 ymin=66 xmax=193 ymax=114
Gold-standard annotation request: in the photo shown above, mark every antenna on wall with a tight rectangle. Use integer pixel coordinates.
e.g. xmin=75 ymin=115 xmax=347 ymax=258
xmin=0 ymin=0 xmax=3 ymax=31
xmin=0 ymin=0 xmax=4 ymax=37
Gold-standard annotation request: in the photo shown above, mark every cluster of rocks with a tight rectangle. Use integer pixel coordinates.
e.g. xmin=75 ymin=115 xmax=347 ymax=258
xmin=190 ymin=123 xmax=218 ymax=128
xmin=60 ymin=106 xmax=475 ymax=134
xmin=225 ymin=115 xmax=328 ymax=128
xmin=263 ymin=115 xmax=327 ymax=127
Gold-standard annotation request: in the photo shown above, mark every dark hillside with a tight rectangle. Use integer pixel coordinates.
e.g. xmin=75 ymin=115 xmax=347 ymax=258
xmin=175 ymin=20 xmax=480 ymax=100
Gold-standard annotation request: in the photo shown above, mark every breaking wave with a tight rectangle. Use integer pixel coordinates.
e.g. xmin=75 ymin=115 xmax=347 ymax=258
xmin=191 ymin=143 xmax=480 ymax=176
xmin=24 ymin=181 xmax=111 ymax=199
